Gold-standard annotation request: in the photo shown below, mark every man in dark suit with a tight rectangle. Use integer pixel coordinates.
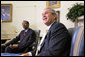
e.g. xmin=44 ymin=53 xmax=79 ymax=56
xmin=21 ymin=8 xmax=71 ymax=56
xmin=1 ymin=20 xmax=36 ymax=53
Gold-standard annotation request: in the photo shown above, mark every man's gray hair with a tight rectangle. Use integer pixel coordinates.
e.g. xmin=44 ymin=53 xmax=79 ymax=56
xmin=44 ymin=8 xmax=56 ymax=15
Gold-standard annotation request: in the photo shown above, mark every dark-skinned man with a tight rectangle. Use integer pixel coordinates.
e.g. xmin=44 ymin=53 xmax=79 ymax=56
xmin=1 ymin=20 xmax=36 ymax=53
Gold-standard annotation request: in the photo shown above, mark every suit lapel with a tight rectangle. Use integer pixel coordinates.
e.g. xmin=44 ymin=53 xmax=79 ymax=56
xmin=48 ymin=22 xmax=56 ymax=31
xmin=40 ymin=31 xmax=50 ymax=51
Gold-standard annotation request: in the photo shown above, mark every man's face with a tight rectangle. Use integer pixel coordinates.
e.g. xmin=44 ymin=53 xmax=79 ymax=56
xmin=22 ymin=21 xmax=28 ymax=30
xmin=42 ymin=9 xmax=56 ymax=26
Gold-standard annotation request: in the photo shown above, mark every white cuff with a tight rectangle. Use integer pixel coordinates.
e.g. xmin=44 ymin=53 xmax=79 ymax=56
xmin=28 ymin=52 xmax=32 ymax=56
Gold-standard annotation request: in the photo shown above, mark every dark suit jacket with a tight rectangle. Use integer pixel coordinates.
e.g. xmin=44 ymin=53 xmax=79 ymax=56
xmin=36 ymin=22 xmax=71 ymax=56
xmin=5 ymin=28 xmax=36 ymax=52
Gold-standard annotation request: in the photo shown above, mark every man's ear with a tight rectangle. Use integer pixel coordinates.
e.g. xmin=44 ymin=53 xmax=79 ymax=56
xmin=54 ymin=14 xmax=57 ymax=20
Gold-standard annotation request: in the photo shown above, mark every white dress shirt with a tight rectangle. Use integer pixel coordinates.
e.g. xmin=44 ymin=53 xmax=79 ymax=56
xmin=24 ymin=29 xmax=28 ymax=32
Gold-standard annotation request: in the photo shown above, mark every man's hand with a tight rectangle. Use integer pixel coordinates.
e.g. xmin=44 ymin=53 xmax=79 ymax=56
xmin=9 ymin=44 xmax=18 ymax=48
xmin=20 ymin=53 xmax=29 ymax=56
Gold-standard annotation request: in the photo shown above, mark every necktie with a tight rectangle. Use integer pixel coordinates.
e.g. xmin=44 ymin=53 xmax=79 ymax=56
xmin=23 ymin=31 xmax=26 ymax=36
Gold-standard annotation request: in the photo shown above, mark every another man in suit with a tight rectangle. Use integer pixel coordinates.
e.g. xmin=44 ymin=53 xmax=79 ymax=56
xmin=21 ymin=8 xmax=71 ymax=56
xmin=1 ymin=20 xmax=36 ymax=53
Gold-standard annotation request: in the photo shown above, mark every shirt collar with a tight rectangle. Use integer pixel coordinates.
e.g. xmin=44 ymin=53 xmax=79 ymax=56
xmin=47 ymin=22 xmax=55 ymax=30
xmin=24 ymin=28 xmax=29 ymax=32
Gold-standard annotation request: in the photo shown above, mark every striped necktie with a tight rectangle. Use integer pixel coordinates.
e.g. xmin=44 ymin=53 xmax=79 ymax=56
xmin=23 ymin=31 xmax=26 ymax=36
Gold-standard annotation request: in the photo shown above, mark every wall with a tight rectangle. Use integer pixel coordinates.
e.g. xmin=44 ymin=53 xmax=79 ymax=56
xmin=1 ymin=1 xmax=84 ymax=39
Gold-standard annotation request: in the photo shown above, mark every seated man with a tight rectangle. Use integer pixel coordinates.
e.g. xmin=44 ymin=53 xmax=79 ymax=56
xmin=21 ymin=8 xmax=71 ymax=56
xmin=1 ymin=20 xmax=36 ymax=53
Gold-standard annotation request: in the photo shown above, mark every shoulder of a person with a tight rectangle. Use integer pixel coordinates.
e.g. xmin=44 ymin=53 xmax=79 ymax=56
xmin=28 ymin=28 xmax=35 ymax=33
xmin=20 ymin=30 xmax=24 ymax=33
xmin=51 ymin=22 xmax=65 ymax=29
xmin=29 ymin=28 xmax=33 ymax=31
xmin=50 ymin=22 xmax=66 ymax=32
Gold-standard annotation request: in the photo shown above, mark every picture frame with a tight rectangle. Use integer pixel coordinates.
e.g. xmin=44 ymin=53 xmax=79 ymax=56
xmin=1 ymin=4 xmax=12 ymax=22
xmin=46 ymin=1 xmax=60 ymax=8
